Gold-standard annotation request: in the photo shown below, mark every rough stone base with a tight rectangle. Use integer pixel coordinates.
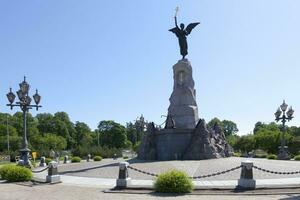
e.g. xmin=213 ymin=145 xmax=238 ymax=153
xmin=138 ymin=119 xmax=231 ymax=160
xmin=156 ymin=129 xmax=193 ymax=160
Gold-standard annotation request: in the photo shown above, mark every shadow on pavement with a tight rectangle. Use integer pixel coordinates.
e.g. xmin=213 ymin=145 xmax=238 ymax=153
xmin=127 ymin=158 xmax=162 ymax=164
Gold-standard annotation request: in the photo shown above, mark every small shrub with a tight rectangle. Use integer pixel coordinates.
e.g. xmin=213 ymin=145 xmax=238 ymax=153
xmin=45 ymin=158 xmax=52 ymax=165
xmin=233 ymin=152 xmax=241 ymax=157
xmin=294 ymin=155 xmax=300 ymax=161
xmin=0 ymin=165 xmax=15 ymax=180
xmin=133 ymin=142 xmax=140 ymax=153
xmin=71 ymin=156 xmax=81 ymax=163
xmin=154 ymin=170 xmax=194 ymax=193
xmin=254 ymin=154 xmax=267 ymax=158
xmin=123 ymin=156 xmax=129 ymax=159
xmin=0 ymin=165 xmax=32 ymax=182
xmin=267 ymin=154 xmax=277 ymax=160
xmin=93 ymin=156 xmax=102 ymax=161
xmin=31 ymin=162 xmax=37 ymax=168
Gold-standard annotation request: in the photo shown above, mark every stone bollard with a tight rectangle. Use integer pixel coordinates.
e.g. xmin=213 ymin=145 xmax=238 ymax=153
xmin=87 ymin=154 xmax=91 ymax=162
xmin=46 ymin=161 xmax=61 ymax=183
xmin=238 ymin=160 xmax=256 ymax=189
xmin=64 ymin=155 xmax=68 ymax=164
xmin=40 ymin=156 xmax=47 ymax=167
xmin=116 ymin=162 xmax=131 ymax=188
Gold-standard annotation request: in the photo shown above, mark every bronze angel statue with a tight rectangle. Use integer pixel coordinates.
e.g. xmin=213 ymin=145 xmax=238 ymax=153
xmin=169 ymin=7 xmax=200 ymax=59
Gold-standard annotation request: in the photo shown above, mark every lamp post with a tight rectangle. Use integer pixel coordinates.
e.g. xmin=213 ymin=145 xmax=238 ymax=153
xmin=274 ymin=100 xmax=294 ymax=160
xmin=6 ymin=114 xmax=10 ymax=152
xmin=6 ymin=76 xmax=42 ymax=167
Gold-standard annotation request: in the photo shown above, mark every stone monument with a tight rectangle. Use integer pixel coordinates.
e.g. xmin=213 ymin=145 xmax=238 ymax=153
xmin=137 ymin=8 xmax=231 ymax=160
xmin=167 ymin=59 xmax=198 ymax=129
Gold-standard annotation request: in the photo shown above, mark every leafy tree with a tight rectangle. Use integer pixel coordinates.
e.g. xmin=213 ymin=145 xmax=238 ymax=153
xmin=288 ymin=126 xmax=300 ymax=137
xmin=254 ymin=128 xmax=281 ymax=154
xmin=126 ymin=122 xmax=138 ymax=145
xmin=208 ymin=118 xmax=238 ymax=137
xmin=253 ymin=122 xmax=292 ymax=154
xmin=134 ymin=115 xmax=147 ymax=142
xmin=31 ymin=133 xmax=67 ymax=156
xmin=253 ymin=121 xmax=265 ymax=134
xmin=222 ymin=120 xmax=238 ymax=137
xmin=97 ymin=120 xmax=127 ymax=148
xmin=52 ymin=112 xmax=76 ymax=149
xmin=36 ymin=113 xmax=54 ymax=134
xmin=74 ymin=121 xmax=93 ymax=147
xmin=234 ymin=134 xmax=255 ymax=153
xmin=226 ymin=134 xmax=239 ymax=147
xmin=208 ymin=117 xmax=222 ymax=129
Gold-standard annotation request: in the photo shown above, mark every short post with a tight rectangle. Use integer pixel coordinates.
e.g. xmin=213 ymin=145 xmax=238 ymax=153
xmin=116 ymin=162 xmax=131 ymax=188
xmin=63 ymin=155 xmax=68 ymax=164
xmin=40 ymin=156 xmax=47 ymax=167
xmin=113 ymin=153 xmax=117 ymax=160
xmin=238 ymin=160 xmax=256 ymax=189
xmin=46 ymin=161 xmax=61 ymax=183
xmin=87 ymin=154 xmax=91 ymax=162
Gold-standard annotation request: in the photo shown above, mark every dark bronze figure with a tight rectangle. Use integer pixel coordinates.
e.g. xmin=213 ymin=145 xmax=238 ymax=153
xmin=169 ymin=7 xmax=200 ymax=59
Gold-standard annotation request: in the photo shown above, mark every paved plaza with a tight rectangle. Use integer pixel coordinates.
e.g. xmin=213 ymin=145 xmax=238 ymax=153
xmin=55 ymin=157 xmax=300 ymax=181
xmin=2 ymin=157 xmax=300 ymax=199
xmin=0 ymin=183 xmax=300 ymax=200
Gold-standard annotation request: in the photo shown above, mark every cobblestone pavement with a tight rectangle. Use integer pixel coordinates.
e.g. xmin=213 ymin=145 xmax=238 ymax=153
xmin=56 ymin=157 xmax=300 ymax=181
xmin=0 ymin=183 xmax=299 ymax=200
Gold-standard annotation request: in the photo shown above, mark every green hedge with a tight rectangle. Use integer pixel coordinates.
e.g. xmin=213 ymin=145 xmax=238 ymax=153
xmin=294 ymin=155 xmax=300 ymax=161
xmin=93 ymin=156 xmax=102 ymax=161
xmin=267 ymin=154 xmax=277 ymax=160
xmin=0 ymin=165 xmax=32 ymax=182
xmin=71 ymin=156 xmax=81 ymax=163
xmin=71 ymin=146 xmax=122 ymax=158
xmin=154 ymin=170 xmax=194 ymax=193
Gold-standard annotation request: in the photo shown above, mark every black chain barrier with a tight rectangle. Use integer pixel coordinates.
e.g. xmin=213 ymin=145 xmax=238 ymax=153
xmin=253 ymin=165 xmax=300 ymax=175
xmin=128 ymin=165 xmax=158 ymax=177
xmin=190 ymin=165 xmax=241 ymax=179
xmin=31 ymin=166 xmax=49 ymax=173
xmin=128 ymin=165 xmax=242 ymax=179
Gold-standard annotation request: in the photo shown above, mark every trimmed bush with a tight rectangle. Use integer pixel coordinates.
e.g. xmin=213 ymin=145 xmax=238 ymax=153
xmin=294 ymin=155 xmax=300 ymax=161
xmin=267 ymin=154 xmax=277 ymax=160
xmin=45 ymin=158 xmax=52 ymax=165
xmin=93 ymin=156 xmax=102 ymax=161
xmin=123 ymin=156 xmax=129 ymax=159
xmin=71 ymin=156 xmax=81 ymax=163
xmin=0 ymin=165 xmax=32 ymax=182
xmin=154 ymin=170 xmax=194 ymax=193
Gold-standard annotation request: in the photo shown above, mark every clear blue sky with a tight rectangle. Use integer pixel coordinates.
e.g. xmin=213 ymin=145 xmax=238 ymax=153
xmin=1 ymin=1 xmax=300 ymax=134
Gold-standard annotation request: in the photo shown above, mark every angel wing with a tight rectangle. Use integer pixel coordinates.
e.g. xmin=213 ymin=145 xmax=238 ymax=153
xmin=185 ymin=22 xmax=200 ymax=35
xmin=169 ymin=27 xmax=181 ymax=37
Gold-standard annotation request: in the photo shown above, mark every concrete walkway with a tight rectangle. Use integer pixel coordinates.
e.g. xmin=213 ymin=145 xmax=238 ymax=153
xmin=33 ymin=170 xmax=300 ymax=189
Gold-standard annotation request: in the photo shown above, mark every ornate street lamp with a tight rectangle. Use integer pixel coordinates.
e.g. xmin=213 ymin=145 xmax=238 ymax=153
xmin=274 ymin=100 xmax=294 ymax=160
xmin=6 ymin=76 xmax=42 ymax=167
